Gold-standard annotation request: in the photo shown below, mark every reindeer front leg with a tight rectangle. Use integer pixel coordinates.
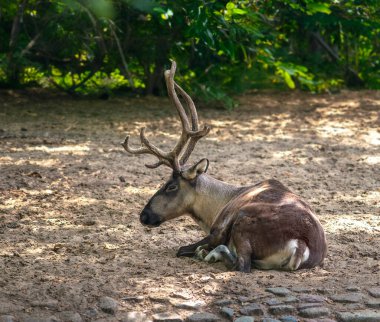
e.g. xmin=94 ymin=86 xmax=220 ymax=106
xmin=176 ymin=235 xmax=211 ymax=257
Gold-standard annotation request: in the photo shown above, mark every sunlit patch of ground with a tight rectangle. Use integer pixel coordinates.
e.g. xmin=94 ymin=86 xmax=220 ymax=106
xmin=0 ymin=89 xmax=379 ymax=320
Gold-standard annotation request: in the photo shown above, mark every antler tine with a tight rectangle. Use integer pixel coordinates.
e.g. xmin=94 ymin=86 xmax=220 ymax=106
xmin=123 ymin=60 xmax=209 ymax=171
xmin=174 ymin=82 xmax=199 ymax=131
xmin=122 ymin=128 xmax=172 ymax=169
xmin=172 ymin=82 xmax=211 ymax=164
xmin=164 ymin=60 xmax=211 ymax=167
xmin=164 ymin=61 xmax=191 ymax=133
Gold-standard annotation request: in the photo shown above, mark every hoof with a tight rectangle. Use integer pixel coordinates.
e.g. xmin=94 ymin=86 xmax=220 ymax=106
xmin=194 ymin=246 xmax=209 ymax=260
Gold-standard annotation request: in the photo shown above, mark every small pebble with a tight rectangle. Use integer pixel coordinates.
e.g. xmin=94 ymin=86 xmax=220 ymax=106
xmin=336 ymin=310 xmax=380 ymax=322
xmin=153 ymin=312 xmax=183 ymax=322
xmin=239 ymin=303 xmax=263 ymax=316
xmin=213 ymin=299 xmax=234 ymax=306
xmin=0 ymin=316 xmax=16 ymax=322
xmin=366 ymin=298 xmax=380 ymax=308
xmin=234 ymin=317 xmax=254 ymax=322
xmin=83 ymin=308 xmax=98 ymax=319
xmin=152 ymin=304 xmax=167 ymax=313
xmin=283 ymin=296 xmax=298 ymax=304
xmin=121 ymin=311 xmax=149 ymax=322
xmin=220 ymin=307 xmax=234 ymax=319
xmin=150 ymin=295 xmax=170 ymax=303
xmin=265 ymin=298 xmax=282 ymax=306
xmin=266 ymin=287 xmax=292 ymax=297
xmin=59 ymin=311 xmax=83 ymax=322
xmin=368 ymin=287 xmax=380 ymax=298
xmin=297 ymin=302 xmax=323 ymax=310
xmin=121 ymin=296 xmax=144 ymax=302
xmin=173 ymin=300 xmax=204 ymax=310
xmin=268 ymin=305 xmax=295 ymax=315
xmin=99 ymin=296 xmax=118 ymax=315
xmin=346 ymin=285 xmax=360 ymax=292
xmin=279 ymin=316 xmax=298 ymax=322
xmin=330 ymin=293 xmax=364 ymax=303
xmin=292 ymin=287 xmax=310 ymax=293
xmin=31 ymin=300 xmax=59 ymax=309
xmin=299 ymin=307 xmax=330 ymax=318
xmin=238 ymin=296 xmax=251 ymax=303
xmin=298 ymin=294 xmax=325 ymax=303
xmin=186 ymin=312 xmax=219 ymax=322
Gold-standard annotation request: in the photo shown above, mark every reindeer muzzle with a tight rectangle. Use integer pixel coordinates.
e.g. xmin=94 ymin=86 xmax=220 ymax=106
xmin=140 ymin=208 xmax=161 ymax=227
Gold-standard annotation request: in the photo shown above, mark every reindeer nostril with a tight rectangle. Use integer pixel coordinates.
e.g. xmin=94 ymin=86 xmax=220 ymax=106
xmin=140 ymin=209 xmax=161 ymax=227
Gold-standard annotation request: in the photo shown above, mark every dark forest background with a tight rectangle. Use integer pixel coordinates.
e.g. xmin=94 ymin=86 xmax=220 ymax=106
xmin=1 ymin=0 xmax=379 ymax=108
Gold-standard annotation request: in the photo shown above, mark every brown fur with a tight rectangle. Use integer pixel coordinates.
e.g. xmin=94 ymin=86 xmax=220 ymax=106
xmin=207 ymin=179 xmax=327 ymax=271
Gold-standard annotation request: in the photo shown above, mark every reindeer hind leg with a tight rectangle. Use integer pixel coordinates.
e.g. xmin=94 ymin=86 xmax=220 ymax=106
xmin=204 ymin=245 xmax=237 ymax=269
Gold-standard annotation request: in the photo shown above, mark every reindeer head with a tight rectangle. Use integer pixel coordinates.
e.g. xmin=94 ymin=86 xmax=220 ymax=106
xmin=122 ymin=61 xmax=210 ymax=227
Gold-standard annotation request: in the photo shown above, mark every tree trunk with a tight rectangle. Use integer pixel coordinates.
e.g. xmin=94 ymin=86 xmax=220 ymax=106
xmin=6 ymin=0 xmax=28 ymax=86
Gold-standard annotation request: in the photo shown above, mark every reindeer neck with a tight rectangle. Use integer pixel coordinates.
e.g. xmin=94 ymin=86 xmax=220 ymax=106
xmin=189 ymin=174 xmax=243 ymax=233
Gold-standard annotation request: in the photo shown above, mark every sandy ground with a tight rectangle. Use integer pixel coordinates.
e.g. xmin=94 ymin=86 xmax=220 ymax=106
xmin=0 ymin=89 xmax=379 ymax=321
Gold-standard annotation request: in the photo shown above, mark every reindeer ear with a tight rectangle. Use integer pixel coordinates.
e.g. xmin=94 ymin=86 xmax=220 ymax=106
xmin=181 ymin=158 xmax=209 ymax=180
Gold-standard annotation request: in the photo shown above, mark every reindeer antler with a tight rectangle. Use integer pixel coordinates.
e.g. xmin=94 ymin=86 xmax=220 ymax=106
xmin=122 ymin=61 xmax=210 ymax=172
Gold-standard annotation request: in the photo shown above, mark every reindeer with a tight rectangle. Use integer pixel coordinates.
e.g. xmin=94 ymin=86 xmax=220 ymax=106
xmin=122 ymin=61 xmax=327 ymax=272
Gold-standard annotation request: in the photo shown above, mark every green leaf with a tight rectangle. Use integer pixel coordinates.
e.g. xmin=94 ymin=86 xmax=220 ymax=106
xmin=232 ymin=8 xmax=247 ymax=15
xmin=283 ymin=71 xmax=295 ymax=89
xmin=226 ymin=2 xmax=235 ymax=10
xmin=306 ymin=3 xmax=331 ymax=15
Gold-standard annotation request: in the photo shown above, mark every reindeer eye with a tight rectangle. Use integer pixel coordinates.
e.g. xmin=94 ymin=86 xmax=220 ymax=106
xmin=166 ymin=184 xmax=178 ymax=192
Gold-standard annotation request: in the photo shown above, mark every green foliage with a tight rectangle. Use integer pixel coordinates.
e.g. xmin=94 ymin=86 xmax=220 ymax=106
xmin=0 ymin=0 xmax=379 ymax=107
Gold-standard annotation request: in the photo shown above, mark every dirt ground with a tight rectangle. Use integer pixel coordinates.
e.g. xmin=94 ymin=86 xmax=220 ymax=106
xmin=0 ymin=89 xmax=379 ymax=321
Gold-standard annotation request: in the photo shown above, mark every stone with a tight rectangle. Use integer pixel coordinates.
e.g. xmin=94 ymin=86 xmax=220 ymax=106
xmin=262 ymin=319 xmax=281 ymax=322
xmin=213 ymin=299 xmax=234 ymax=306
xmin=0 ymin=300 xmax=23 ymax=314
xmin=345 ymin=303 xmax=365 ymax=311
xmin=171 ymin=291 xmax=192 ymax=300
xmin=121 ymin=312 xmax=149 ymax=322
xmin=234 ymin=317 xmax=254 ymax=322
xmin=152 ymin=304 xmax=167 ymax=313
xmin=266 ymin=288 xmax=292 ymax=297
xmin=22 ymin=317 xmax=59 ymax=322
xmin=153 ymin=312 xmax=183 ymax=322
xmin=292 ymin=287 xmax=310 ymax=293
xmin=238 ymin=296 xmax=251 ymax=303
xmin=299 ymin=307 xmax=330 ymax=318
xmin=149 ymin=296 xmax=170 ymax=303
xmin=83 ymin=308 xmax=98 ymax=319
xmin=368 ymin=287 xmax=380 ymax=298
xmin=0 ymin=316 xmax=16 ymax=322
xmin=121 ymin=296 xmax=145 ymax=302
xmin=297 ymin=303 xmax=323 ymax=310
xmin=173 ymin=300 xmax=204 ymax=310
xmin=279 ymin=316 xmax=298 ymax=322
xmin=59 ymin=311 xmax=83 ymax=322
xmin=346 ymin=286 xmax=361 ymax=292
xmin=99 ymin=296 xmax=118 ymax=315
xmin=265 ymin=298 xmax=282 ymax=306
xmin=299 ymin=294 xmax=326 ymax=303
xmin=330 ymin=293 xmax=364 ymax=303
xmin=186 ymin=312 xmax=219 ymax=322
xmin=283 ymin=296 xmax=298 ymax=304
xmin=31 ymin=299 xmax=59 ymax=309
xmin=239 ymin=303 xmax=264 ymax=316
xmin=365 ymin=298 xmax=380 ymax=308
xmin=336 ymin=310 xmax=380 ymax=322
xmin=268 ymin=305 xmax=296 ymax=315
xmin=220 ymin=307 xmax=234 ymax=320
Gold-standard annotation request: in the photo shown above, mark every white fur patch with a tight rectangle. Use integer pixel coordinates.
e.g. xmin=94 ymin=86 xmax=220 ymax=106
xmin=253 ymin=239 xmax=309 ymax=271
